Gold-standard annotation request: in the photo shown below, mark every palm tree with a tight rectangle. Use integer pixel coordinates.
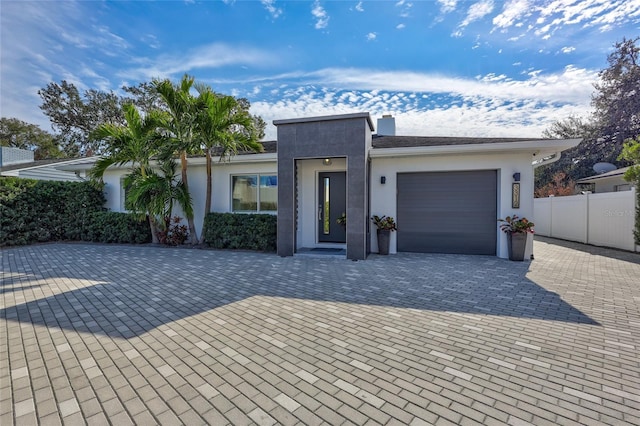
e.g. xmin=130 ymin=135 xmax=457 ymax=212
xmin=124 ymin=157 xmax=192 ymax=238
xmin=194 ymin=87 xmax=263 ymax=243
xmin=153 ymin=75 xmax=201 ymax=244
xmin=89 ymin=103 xmax=166 ymax=243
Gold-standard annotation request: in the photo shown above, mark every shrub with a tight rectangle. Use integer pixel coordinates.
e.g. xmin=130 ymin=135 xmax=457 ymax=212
xmin=0 ymin=177 xmax=151 ymax=246
xmin=82 ymin=212 xmax=151 ymax=244
xmin=157 ymin=216 xmax=188 ymax=246
xmin=203 ymin=213 xmax=277 ymax=252
xmin=0 ymin=178 xmax=105 ymax=246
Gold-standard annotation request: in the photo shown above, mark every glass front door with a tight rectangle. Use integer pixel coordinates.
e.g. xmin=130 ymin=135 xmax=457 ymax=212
xmin=318 ymin=172 xmax=347 ymax=243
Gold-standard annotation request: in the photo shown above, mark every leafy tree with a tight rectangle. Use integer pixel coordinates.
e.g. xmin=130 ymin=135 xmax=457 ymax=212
xmin=593 ymin=37 xmax=640 ymax=145
xmin=538 ymin=38 xmax=640 ymax=189
xmin=121 ymin=82 xmax=165 ymax=114
xmin=195 ymin=87 xmax=263 ymax=243
xmin=620 ymin=136 xmax=640 ymax=181
xmin=619 ymin=136 xmax=640 ymax=244
xmin=38 ymin=80 xmax=124 ymax=156
xmin=536 ymin=116 xmax=599 ymax=189
xmin=89 ymin=103 xmax=167 ymax=243
xmin=534 ymin=172 xmax=576 ymax=198
xmin=236 ymin=97 xmax=266 ymax=140
xmin=541 ymin=115 xmax=594 ymax=140
xmin=0 ymin=117 xmax=65 ymax=160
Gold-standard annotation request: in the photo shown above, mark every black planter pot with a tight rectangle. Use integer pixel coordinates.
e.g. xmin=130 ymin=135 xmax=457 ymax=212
xmin=507 ymin=232 xmax=527 ymax=261
xmin=377 ymin=229 xmax=391 ymax=255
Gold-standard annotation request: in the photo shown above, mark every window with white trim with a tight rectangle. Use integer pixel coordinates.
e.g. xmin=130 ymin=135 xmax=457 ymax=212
xmin=120 ymin=177 xmax=130 ymax=211
xmin=231 ymin=174 xmax=277 ymax=212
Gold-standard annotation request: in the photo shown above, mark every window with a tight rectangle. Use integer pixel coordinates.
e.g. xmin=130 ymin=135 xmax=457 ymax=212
xmin=232 ymin=174 xmax=277 ymax=212
xmin=120 ymin=177 xmax=131 ymax=211
xmin=614 ymin=184 xmax=631 ymax=192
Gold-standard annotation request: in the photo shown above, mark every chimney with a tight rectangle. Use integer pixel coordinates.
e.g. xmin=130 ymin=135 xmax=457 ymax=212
xmin=377 ymin=115 xmax=396 ymax=136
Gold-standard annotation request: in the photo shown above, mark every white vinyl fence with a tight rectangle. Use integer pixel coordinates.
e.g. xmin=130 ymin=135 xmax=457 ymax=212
xmin=534 ymin=188 xmax=638 ymax=252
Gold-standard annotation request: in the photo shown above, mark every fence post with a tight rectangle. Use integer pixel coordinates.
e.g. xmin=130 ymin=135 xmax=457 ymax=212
xmin=585 ymin=192 xmax=590 ymax=245
xmin=549 ymin=195 xmax=554 ymax=238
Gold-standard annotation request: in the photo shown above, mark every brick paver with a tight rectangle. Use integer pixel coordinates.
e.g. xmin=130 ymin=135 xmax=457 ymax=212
xmin=1 ymin=237 xmax=639 ymax=425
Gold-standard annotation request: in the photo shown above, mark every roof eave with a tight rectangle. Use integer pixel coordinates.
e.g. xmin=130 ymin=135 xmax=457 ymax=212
xmin=66 ymin=152 xmax=278 ymax=171
xmin=369 ymin=138 xmax=582 ymax=158
xmin=3 ymin=157 xmax=100 ymax=173
xmin=274 ymin=112 xmax=375 ymax=131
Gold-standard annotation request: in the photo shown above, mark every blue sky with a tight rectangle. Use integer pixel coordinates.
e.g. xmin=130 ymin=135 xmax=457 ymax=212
xmin=1 ymin=0 xmax=639 ymax=140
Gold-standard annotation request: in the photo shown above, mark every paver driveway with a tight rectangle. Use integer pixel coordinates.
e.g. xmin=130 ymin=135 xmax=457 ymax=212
xmin=1 ymin=237 xmax=639 ymax=425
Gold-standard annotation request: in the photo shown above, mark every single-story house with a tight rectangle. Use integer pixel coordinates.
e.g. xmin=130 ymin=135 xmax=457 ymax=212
xmin=58 ymin=112 xmax=579 ymax=260
xmin=576 ymin=166 xmax=634 ymax=193
xmin=0 ymin=147 xmax=92 ymax=182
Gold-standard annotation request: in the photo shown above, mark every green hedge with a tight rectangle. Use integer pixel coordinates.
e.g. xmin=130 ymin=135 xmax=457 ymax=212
xmin=82 ymin=212 xmax=151 ymax=244
xmin=203 ymin=212 xmax=277 ymax=252
xmin=0 ymin=178 xmax=105 ymax=246
xmin=0 ymin=177 xmax=150 ymax=246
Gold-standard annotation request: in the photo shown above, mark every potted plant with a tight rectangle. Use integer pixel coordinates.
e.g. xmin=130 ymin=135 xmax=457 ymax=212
xmin=371 ymin=215 xmax=397 ymax=255
xmin=498 ymin=215 xmax=534 ymax=261
xmin=336 ymin=212 xmax=346 ymax=229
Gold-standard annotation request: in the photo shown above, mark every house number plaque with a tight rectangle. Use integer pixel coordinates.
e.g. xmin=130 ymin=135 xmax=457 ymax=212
xmin=512 ymin=183 xmax=521 ymax=209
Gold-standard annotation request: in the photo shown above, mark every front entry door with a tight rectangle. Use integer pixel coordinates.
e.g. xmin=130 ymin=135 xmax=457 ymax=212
xmin=318 ymin=172 xmax=346 ymax=243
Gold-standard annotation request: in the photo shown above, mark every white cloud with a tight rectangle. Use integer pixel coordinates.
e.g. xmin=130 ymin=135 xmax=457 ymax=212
xmin=261 ymin=0 xmax=283 ymax=19
xmin=366 ymin=32 xmax=377 ymax=41
xmin=94 ymin=25 xmax=130 ymax=50
xmin=124 ymin=43 xmax=275 ymax=81
xmin=395 ymin=0 xmax=413 ymax=18
xmin=396 ymin=23 xmax=406 ymax=29
xmin=589 ymin=0 xmax=640 ymax=31
xmin=493 ymin=0 xmax=530 ymax=29
xmin=437 ymin=0 xmax=458 ymax=14
xmin=495 ymin=0 xmax=640 ymax=38
xmin=0 ymin=1 xmax=110 ymax=128
xmin=312 ymin=1 xmax=330 ymax=29
xmin=221 ymin=66 xmax=597 ymax=106
xmin=252 ymin=85 xmax=593 ymax=141
xmin=228 ymin=65 xmax=598 ymax=139
xmin=461 ymin=0 xmax=495 ymax=27
xmin=355 ymin=1 xmax=364 ymax=12
xmin=561 ymin=46 xmax=576 ymax=53
xmin=141 ymin=34 xmax=161 ymax=49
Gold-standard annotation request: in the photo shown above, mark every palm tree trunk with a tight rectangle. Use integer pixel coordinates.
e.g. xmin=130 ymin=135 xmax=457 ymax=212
xmin=181 ymin=150 xmax=198 ymax=244
xmin=199 ymin=151 xmax=213 ymax=244
xmin=149 ymin=215 xmax=159 ymax=244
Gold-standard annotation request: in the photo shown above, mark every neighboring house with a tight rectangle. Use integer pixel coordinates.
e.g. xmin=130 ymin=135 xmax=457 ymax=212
xmin=67 ymin=112 xmax=579 ymax=260
xmin=0 ymin=147 xmax=94 ymax=182
xmin=576 ymin=167 xmax=634 ymax=193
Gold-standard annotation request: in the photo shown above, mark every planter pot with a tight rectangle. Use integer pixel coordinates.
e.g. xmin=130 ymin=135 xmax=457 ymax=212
xmin=377 ymin=229 xmax=391 ymax=255
xmin=507 ymin=232 xmax=528 ymax=261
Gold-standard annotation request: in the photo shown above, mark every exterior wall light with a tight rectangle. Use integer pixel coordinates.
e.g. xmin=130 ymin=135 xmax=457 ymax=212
xmin=513 ymin=172 xmax=521 ymax=182
xmin=380 ymin=176 xmax=386 ymax=184
xmin=323 ymin=158 xmax=332 ymax=166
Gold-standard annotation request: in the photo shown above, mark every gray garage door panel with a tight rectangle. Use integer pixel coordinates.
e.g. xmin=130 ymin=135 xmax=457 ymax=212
xmin=397 ymin=170 xmax=497 ymax=255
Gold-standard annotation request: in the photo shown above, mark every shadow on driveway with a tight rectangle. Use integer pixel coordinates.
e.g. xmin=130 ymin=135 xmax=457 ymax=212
xmin=1 ymin=243 xmax=599 ymax=339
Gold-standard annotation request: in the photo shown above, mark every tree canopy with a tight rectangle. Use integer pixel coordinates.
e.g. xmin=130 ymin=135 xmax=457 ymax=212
xmin=36 ymin=80 xmax=191 ymax=157
xmin=0 ymin=117 xmax=65 ymax=160
xmin=38 ymin=81 xmax=124 ymax=156
xmin=537 ymin=37 xmax=640 ymax=190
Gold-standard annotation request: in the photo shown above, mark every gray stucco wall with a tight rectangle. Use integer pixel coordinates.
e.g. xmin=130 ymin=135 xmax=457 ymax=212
xmin=274 ymin=113 xmax=373 ymax=260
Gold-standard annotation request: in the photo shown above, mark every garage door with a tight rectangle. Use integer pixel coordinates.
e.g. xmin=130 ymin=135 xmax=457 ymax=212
xmin=397 ymin=170 xmax=497 ymax=255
